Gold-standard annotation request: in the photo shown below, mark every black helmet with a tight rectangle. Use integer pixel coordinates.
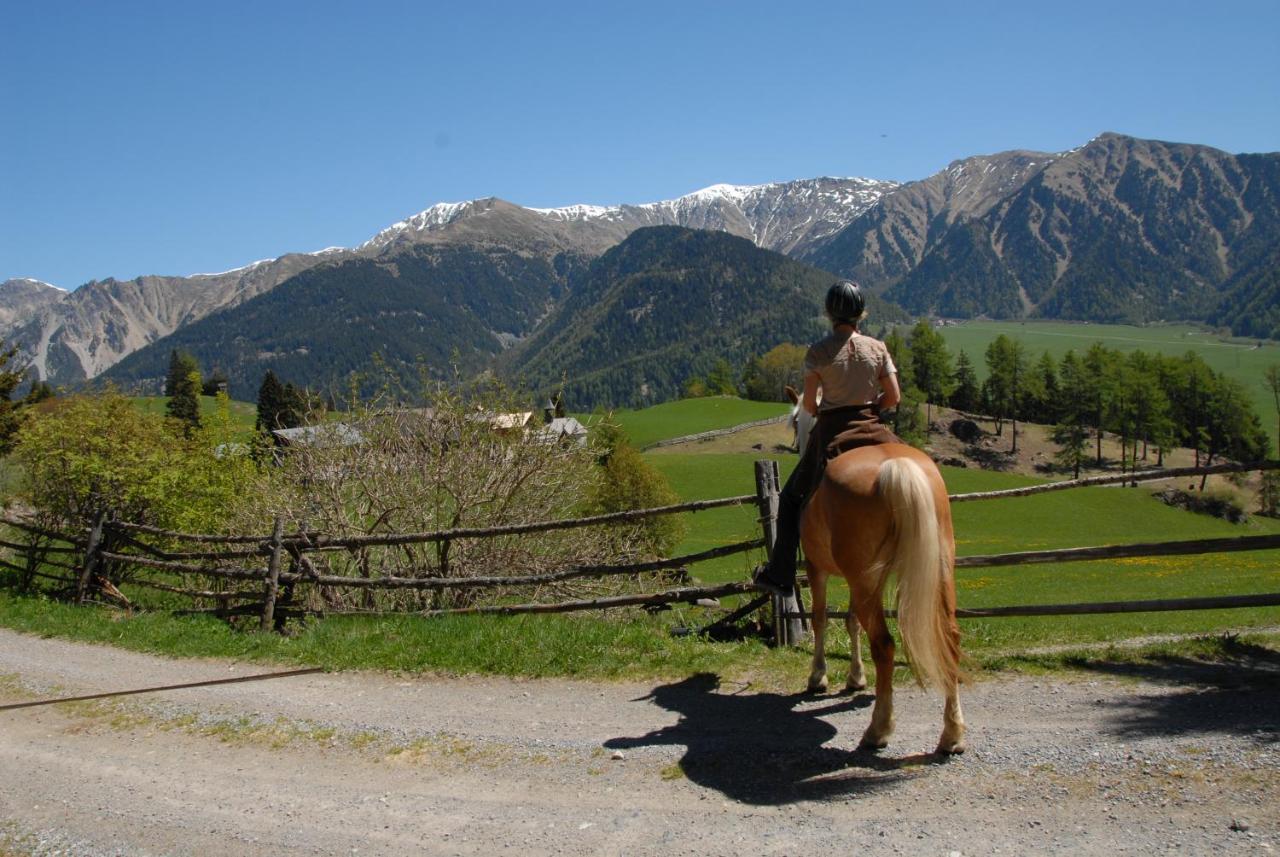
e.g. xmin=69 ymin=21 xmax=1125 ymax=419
xmin=825 ymin=279 xmax=865 ymax=325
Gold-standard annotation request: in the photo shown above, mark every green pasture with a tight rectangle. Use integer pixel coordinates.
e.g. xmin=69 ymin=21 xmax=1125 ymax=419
xmin=646 ymin=446 xmax=1280 ymax=651
xmin=918 ymin=319 xmax=1280 ymax=447
xmin=1 ymin=392 xmax=1277 ymax=682
xmin=129 ymin=395 xmax=258 ymax=437
xmin=599 ymin=396 xmax=790 ymax=449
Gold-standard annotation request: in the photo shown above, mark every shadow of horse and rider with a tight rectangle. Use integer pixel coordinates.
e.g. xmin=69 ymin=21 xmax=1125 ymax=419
xmin=605 ymin=672 xmax=953 ymax=805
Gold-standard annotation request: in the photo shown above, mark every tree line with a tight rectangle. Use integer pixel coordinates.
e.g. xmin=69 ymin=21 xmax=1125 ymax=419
xmin=732 ymin=322 xmax=1272 ymax=476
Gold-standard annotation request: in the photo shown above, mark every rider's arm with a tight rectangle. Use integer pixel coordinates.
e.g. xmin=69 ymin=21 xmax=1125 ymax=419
xmin=802 ymin=371 xmax=820 ymax=416
xmin=878 ymin=372 xmax=901 ymax=411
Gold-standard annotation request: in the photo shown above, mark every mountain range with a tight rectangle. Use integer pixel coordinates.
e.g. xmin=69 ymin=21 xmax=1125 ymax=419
xmin=4 ymin=132 xmax=1279 ymax=407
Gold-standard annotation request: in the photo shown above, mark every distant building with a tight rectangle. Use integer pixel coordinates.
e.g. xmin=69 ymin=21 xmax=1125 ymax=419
xmin=272 ymin=423 xmax=365 ymax=448
xmin=534 ymin=416 xmax=589 ymax=447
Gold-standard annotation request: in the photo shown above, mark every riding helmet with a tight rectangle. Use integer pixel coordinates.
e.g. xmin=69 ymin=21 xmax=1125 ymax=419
xmin=825 ymin=279 xmax=866 ymax=325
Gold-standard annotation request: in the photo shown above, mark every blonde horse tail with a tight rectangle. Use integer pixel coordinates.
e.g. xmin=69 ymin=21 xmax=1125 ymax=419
xmin=876 ymin=457 xmax=955 ymax=692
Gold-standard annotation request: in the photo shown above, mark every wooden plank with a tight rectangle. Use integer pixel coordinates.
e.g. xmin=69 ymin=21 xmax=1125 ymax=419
xmin=782 ymin=591 xmax=1280 ymax=620
xmin=328 ymin=581 xmax=761 ymax=618
xmin=74 ymin=510 xmax=107 ymax=605
xmin=956 ymin=534 xmax=1280 ymax=568
xmin=259 ymin=518 xmax=285 ymax=632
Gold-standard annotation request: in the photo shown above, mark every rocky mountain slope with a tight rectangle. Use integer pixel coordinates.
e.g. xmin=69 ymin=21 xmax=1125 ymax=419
xmin=832 ymin=134 xmax=1280 ymax=327
xmin=0 ymin=279 xmax=64 ymax=333
xmin=8 ymin=133 xmax=1280 ymax=392
xmin=1 ymin=250 xmax=347 ymax=384
xmin=103 ymin=226 xmax=905 ymax=405
xmin=4 ymin=179 xmax=894 ymax=386
xmin=102 ymin=243 xmax=591 ymax=398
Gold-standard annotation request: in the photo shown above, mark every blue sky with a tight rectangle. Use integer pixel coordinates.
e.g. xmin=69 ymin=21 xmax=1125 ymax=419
xmin=4 ymin=0 xmax=1279 ymax=289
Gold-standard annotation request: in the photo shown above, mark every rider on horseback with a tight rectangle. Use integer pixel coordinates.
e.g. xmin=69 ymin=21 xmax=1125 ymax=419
xmin=753 ymin=279 xmax=902 ymax=596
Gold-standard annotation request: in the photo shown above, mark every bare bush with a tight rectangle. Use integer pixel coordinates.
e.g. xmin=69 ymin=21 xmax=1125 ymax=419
xmin=233 ymin=387 xmax=667 ymax=611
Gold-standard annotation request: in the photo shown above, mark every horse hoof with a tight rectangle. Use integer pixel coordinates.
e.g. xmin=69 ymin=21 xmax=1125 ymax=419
xmin=807 ymin=675 xmax=829 ymax=694
xmin=845 ymin=678 xmax=867 ymax=692
xmin=858 ymin=732 xmax=889 ymax=751
xmin=936 ymin=739 xmax=967 ymax=756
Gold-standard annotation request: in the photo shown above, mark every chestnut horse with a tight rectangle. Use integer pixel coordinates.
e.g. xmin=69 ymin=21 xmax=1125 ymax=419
xmin=785 ymin=388 xmax=965 ymax=754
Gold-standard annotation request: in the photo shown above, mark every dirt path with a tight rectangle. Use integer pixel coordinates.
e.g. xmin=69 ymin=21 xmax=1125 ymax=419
xmin=1 ymin=629 xmax=1277 ymax=856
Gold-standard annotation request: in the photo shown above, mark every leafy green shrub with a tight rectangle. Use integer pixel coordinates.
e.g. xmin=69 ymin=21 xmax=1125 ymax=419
xmin=12 ymin=389 xmax=254 ymax=534
xmin=588 ymin=419 xmax=686 ymax=557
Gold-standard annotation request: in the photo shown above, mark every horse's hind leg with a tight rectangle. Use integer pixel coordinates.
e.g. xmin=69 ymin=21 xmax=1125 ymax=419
xmin=844 ymin=610 xmax=867 ymax=692
xmin=855 ymin=600 xmax=896 ymax=750
xmin=806 ymin=569 xmax=829 ymax=693
xmin=937 ymin=619 xmax=966 ymax=754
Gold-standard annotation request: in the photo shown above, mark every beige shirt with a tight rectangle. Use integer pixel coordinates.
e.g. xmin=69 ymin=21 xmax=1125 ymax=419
xmin=804 ymin=330 xmax=897 ymax=412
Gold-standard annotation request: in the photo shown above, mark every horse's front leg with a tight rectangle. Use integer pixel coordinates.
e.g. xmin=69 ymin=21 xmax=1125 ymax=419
xmin=807 ymin=570 xmax=829 ymax=693
xmin=845 ymin=608 xmax=867 ymax=692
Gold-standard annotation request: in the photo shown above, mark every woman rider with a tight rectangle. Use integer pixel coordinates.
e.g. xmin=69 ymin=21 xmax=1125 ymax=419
xmin=753 ymin=279 xmax=901 ymax=596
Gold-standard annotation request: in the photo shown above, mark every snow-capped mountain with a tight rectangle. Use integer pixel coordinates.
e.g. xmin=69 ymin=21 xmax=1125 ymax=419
xmin=2 ymin=176 xmax=896 ymax=384
xmin=0 ymin=279 xmax=65 ymax=332
xmin=360 ymin=177 xmax=897 ymax=258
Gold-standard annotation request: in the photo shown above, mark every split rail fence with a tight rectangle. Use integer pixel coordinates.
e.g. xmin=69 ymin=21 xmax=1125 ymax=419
xmin=2 ymin=460 xmax=1279 ymax=644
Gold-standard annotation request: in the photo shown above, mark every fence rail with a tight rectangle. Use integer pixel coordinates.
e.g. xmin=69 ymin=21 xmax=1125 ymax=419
xmin=2 ymin=459 xmax=1278 ymax=643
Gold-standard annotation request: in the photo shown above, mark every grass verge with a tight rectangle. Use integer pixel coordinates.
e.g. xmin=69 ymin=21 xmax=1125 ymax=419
xmin=3 ymin=588 xmax=1278 ymax=688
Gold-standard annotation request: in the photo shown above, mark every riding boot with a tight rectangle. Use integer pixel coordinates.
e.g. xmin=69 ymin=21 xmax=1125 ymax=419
xmin=753 ymin=456 xmax=812 ymax=593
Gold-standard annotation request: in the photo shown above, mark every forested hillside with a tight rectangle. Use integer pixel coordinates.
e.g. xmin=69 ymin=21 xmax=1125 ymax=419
xmin=104 ymin=245 xmax=591 ymax=397
xmin=507 ymin=226 xmax=907 ymax=409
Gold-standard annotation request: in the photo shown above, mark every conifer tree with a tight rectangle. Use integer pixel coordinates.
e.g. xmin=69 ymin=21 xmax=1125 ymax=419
xmin=1265 ymin=364 xmax=1280 ymax=456
xmin=165 ymin=350 xmax=199 ymax=398
xmin=256 ymin=371 xmax=286 ymax=434
xmin=908 ymin=320 xmax=953 ymax=432
xmin=949 ymin=350 xmax=980 ymax=413
xmin=0 ymin=343 xmax=26 ymax=453
xmin=166 ymin=368 xmax=202 ymax=435
xmin=1052 ymin=351 xmax=1091 ymax=478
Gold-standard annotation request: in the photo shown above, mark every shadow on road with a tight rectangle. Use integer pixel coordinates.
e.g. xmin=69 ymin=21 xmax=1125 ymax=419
xmin=604 ymin=672 xmax=953 ymax=805
xmin=1070 ymin=638 xmax=1280 ymax=743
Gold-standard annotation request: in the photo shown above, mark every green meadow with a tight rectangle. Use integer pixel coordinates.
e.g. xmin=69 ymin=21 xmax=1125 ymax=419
xmin=598 ymin=396 xmax=791 ymax=449
xmin=1 ymin=393 xmax=1276 ymax=681
xmin=129 ymin=395 xmax=259 ymax=437
xmin=639 ymin=399 xmax=1280 ymax=653
xmin=913 ymin=319 xmax=1280 ymax=447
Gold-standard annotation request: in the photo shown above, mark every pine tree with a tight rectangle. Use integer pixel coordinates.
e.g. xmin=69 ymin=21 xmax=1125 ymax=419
xmin=166 ymin=368 xmax=202 ymax=435
xmin=949 ymin=350 xmax=980 ymax=413
xmin=982 ymin=335 xmax=1027 ymax=449
xmin=0 ymin=343 xmax=26 ymax=453
xmin=1265 ymin=364 xmax=1280 ymax=456
xmin=908 ymin=320 xmax=953 ymax=432
xmin=165 ymin=350 xmax=199 ymax=398
xmin=1026 ymin=351 xmax=1061 ymax=424
xmin=1082 ymin=344 xmax=1118 ymax=466
xmin=256 ymin=370 xmax=287 ymax=434
xmin=1053 ymin=351 xmax=1091 ymax=479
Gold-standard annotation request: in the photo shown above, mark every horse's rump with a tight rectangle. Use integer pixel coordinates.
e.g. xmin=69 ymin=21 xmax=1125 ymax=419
xmin=810 ymin=444 xmax=958 ymax=691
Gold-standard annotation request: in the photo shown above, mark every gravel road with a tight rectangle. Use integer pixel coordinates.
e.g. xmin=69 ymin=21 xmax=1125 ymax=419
xmin=1 ymin=628 xmax=1276 ymax=856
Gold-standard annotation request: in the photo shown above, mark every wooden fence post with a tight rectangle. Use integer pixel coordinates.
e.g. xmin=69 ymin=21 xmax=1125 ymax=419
xmin=75 ymin=509 xmax=108 ymax=605
xmin=260 ymin=517 xmax=285 ymax=632
xmin=754 ymin=460 xmax=804 ymax=647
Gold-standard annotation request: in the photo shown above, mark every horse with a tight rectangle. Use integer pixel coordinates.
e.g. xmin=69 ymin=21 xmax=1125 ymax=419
xmin=783 ymin=385 xmax=966 ymax=755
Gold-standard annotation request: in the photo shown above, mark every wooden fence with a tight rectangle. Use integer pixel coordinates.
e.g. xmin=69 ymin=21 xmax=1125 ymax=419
xmin=2 ymin=460 xmax=1279 ymax=645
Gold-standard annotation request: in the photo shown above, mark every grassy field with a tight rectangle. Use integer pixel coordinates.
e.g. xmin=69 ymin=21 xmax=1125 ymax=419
xmin=2 ymin=393 xmax=1277 ymax=681
xmin=915 ymin=320 xmax=1280 ymax=448
xmin=130 ymin=395 xmax=259 ymax=437
xmin=643 ymin=428 xmax=1280 ymax=651
xmin=595 ymin=396 xmax=791 ymax=449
